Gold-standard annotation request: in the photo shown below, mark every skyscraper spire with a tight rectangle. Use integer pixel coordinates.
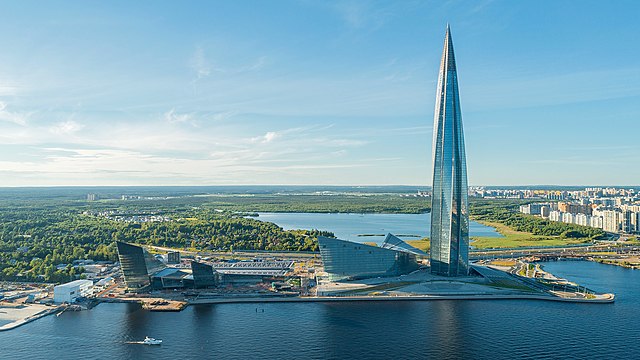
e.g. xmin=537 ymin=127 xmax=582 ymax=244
xmin=430 ymin=26 xmax=469 ymax=276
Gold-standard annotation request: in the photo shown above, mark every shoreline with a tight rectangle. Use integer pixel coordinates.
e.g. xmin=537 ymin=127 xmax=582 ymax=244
xmin=0 ymin=306 xmax=61 ymax=332
xmin=588 ymin=258 xmax=640 ymax=270
xmin=0 ymin=288 xmax=613 ymax=332
xmin=97 ymin=292 xmax=614 ymax=310
xmin=185 ymin=293 xmax=614 ymax=305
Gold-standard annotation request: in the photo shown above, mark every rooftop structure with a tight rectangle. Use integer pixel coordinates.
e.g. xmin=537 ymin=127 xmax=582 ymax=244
xmin=430 ymin=25 xmax=470 ymax=276
xmin=209 ymin=260 xmax=294 ymax=277
xmin=150 ymin=268 xmax=192 ymax=289
xmin=381 ymin=233 xmax=428 ymax=257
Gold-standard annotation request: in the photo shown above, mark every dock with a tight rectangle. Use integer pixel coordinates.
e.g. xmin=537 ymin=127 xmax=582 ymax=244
xmin=140 ymin=298 xmax=187 ymax=311
xmin=99 ymin=297 xmax=187 ymax=311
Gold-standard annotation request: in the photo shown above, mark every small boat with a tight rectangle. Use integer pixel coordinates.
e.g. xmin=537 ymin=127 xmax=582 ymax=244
xmin=142 ymin=336 xmax=162 ymax=345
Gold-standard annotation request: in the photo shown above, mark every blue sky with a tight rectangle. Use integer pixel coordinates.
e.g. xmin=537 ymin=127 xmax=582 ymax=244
xmin=0 ymin=0 xmax=638 ymax=186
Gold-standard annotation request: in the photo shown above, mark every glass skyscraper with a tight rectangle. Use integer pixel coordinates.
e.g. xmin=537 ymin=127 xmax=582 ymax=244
xmin=430 ymin=26 xmax=470 ymax=276
xmin=116 ymin=241 xmax=166 ymax=289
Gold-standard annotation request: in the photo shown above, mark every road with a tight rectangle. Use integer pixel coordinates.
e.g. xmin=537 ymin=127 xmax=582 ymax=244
xmin=470 ymin=243 xmax=640 ymax=260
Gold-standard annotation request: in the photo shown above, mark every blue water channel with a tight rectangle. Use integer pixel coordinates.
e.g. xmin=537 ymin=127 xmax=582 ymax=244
xmin=0 ymin=261 xmax=637 ymax=359
xmin=255 ymin=212 xmax=503 ymax=243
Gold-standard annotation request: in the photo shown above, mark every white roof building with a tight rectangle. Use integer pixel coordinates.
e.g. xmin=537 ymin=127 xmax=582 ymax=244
xmin=53 ymin=279 xmax=93 ymax=304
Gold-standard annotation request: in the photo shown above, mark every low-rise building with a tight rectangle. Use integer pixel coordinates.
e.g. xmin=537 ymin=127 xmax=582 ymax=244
xmin=53 ymin=279 xmax=93 ymax=303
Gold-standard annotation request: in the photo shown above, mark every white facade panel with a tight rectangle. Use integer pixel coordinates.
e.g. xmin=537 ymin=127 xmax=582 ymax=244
xmin=53 ymin=279 xmax=93 ymax=303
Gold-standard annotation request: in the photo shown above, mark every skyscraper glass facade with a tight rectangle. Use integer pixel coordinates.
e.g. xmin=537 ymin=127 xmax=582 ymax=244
xmin=116 ymin=241 xmax=166 ymax=289
xmin=430 ymin=26 xmax=470 ymax=276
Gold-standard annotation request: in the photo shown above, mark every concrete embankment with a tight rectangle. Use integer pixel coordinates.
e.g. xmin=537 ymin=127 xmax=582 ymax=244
xmin=0 ymin=306 xmax=61 ymax=332
xmin=188 ymin=293 xmax=615 ymax=305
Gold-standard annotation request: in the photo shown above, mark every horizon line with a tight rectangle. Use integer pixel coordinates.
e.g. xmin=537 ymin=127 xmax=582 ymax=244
xmin=0 ymin=184 xmax=638 ymax=188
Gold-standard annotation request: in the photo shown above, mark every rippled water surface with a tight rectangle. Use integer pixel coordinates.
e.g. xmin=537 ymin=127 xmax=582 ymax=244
xmin=1 ymin=261 xmax=638 ymax=359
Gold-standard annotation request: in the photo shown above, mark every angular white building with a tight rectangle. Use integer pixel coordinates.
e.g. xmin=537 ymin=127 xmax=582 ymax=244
xmin=53 ymin=279 xmax=93 ymax=303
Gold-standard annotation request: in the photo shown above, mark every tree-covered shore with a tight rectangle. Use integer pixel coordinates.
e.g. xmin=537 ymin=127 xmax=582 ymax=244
xmin=0 ymin=193 xmax=610 ymax=283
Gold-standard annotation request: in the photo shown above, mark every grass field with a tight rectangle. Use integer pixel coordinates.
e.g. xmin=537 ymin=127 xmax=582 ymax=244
xmin=470 ymin=220 xmax=592 ymax=249
xmin=489 ymin=260 xmax=517 ymax=267
xmin=625 ymin=236 xmax=639 ymax=244
xmin=406 ymin=238 xmax=430 ymax=252
xmin=364 ymin=221 xmax=591 ymax=252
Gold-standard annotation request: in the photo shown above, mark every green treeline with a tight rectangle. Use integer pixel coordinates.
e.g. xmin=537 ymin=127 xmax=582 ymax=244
xmin=0 ymin=201 xmax=332 ymax=283
xmin=470 ymin=200 xmax=606 ymax=239
xmin=113 ymin=215 xmax=329 ymax=252
xmin=1 ymin=195 xmax=610 ymax=283
xmin=0 ymin=207 xmax=116 ymax=283
xmin=189 ymin=194 xmax=430 ymax=214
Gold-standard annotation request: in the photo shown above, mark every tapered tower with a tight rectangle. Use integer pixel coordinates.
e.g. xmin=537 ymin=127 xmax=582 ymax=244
xmin=430 ymin=25 xmax=469 ymax=276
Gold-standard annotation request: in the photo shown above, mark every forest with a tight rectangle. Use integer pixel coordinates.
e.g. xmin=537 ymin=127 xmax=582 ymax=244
xmin=0 ymin=193 xmax=608 ymax=283
xmin=0 ymin=196 xmax=344 ymax=282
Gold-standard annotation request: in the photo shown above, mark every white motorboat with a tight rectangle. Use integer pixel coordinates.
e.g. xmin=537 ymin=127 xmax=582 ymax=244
xmin=142 ymin=336 xmax=162 ymax=345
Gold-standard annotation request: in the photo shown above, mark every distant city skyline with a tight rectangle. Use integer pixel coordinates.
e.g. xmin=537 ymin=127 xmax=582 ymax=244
xmin=0 ymin=1 xmax=639 ymax=186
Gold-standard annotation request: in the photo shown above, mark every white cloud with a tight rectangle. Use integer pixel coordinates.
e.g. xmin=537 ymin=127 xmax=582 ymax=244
xmin=189 ymin=46 xmax=211 ymax=79
xmin=251 ymin=131 xmax=280 ymax=144
xmin=320 ymin=138 xmax=368 ymax=147
xmin=0 ymin=101 xmax=30 ymax=126
xmin=50 ymin=120 xmax=84 ymax=134
xmin=263 ymin=131 xmax=279 ymax=143
xmin=164 ymin=108 xmax=193 ymax=124
xmin=237 ymin=56 xmax=267 ymax=73
xmin=211 ymin=110 xmax=237 ymax=122
xmin=0 ymin=143 xmax=382 ymax=186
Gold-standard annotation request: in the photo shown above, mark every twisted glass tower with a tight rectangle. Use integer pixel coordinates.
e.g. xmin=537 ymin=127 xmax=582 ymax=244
xmin=430 ymin=25 xmax=469 ymax=276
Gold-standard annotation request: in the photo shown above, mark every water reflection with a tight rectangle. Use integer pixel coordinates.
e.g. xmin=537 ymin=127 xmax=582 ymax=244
xmin=428 ymin=301 xmax=468 ymax=358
